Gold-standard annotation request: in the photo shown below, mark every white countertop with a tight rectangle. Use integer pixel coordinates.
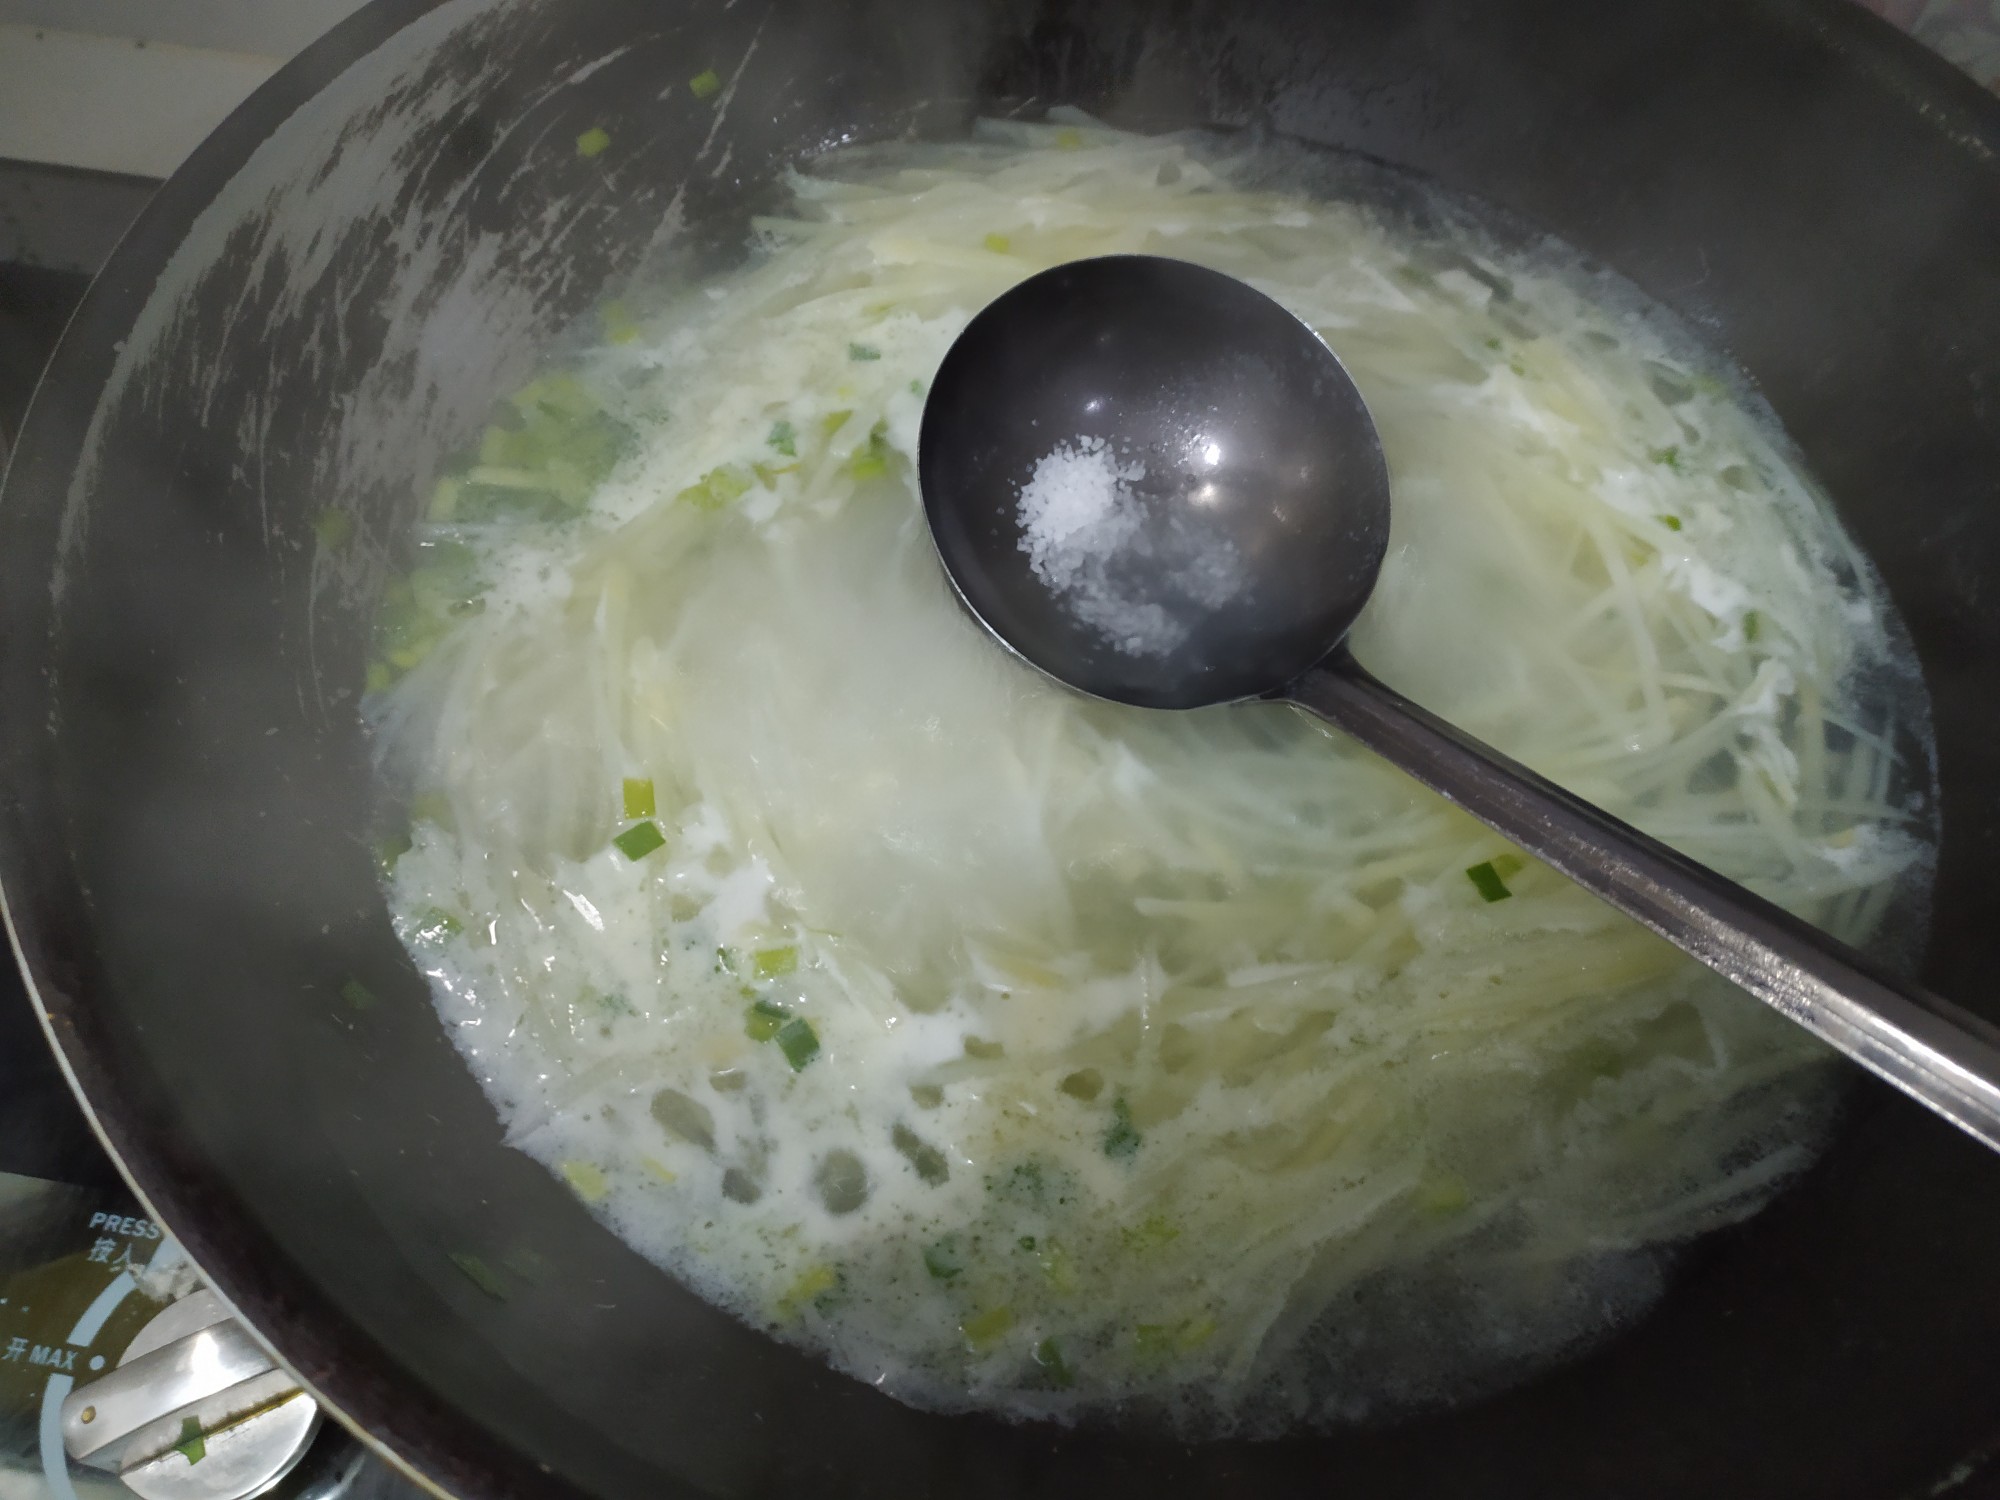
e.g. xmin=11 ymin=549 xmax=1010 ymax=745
xmin=0 ymin=0 xmax=368 ymax=179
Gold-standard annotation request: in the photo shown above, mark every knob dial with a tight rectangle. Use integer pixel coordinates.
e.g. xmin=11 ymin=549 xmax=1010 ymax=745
xmin=60 ymin=1290 xmax=320 ymax=1500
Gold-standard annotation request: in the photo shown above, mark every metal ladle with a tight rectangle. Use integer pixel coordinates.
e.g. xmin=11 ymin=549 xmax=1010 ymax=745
xmin=918 ymin=252 xmax=2000 ymax=1152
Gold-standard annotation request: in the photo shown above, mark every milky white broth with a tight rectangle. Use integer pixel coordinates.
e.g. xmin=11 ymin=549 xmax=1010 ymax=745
xmin=367 ymin=115 xmax=1935 ymax=1435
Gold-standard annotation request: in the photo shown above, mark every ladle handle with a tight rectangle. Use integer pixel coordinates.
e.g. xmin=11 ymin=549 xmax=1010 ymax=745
xmin=1284 ymin=648 xmax=2000 ymax=1154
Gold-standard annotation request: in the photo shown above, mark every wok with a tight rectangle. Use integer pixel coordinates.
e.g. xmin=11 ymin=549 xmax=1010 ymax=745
xmin=4 ymin=1 xmax=2000 ymax=1496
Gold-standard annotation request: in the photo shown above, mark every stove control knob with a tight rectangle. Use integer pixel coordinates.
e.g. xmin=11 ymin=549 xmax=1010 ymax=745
xmin=58 ymin=1289 xmax=320 ymax=1500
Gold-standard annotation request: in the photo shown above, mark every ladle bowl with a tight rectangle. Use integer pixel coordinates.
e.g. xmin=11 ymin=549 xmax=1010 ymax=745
xmin=920 ymin=255 xmax=1389 ymax=708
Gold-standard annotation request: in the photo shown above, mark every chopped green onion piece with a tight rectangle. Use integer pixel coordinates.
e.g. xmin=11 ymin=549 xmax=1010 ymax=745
xmin=1054 ymin=127 xmax=1084 ymax=150
xmin=1647 ymin=444 xmax=1683 ymax=471
xmin=374 ymin=830 xmax=412 ymax=870
xmin=922 ymin=1238 xmax=963 ymax=1281
xmin=1744 ymin=610 xmax=1761 ymax=643
xmin=411 ymin=791 xmax=452 ymax=827
xmin=613 ymin=821 xmax=667 ymax=861
xmin=1134 ymin=1317 xmax=1216 ymax=1356
xmin=1658 ymin=514 xmax=1682 ymax=532
xmin=575 ymin=126 xmax=611 ymax=159
xmin=847 ymin=342 xmax=881 ymax=362
xmin=1120 ymin=1214 xmax=1180 ymax=1253
xmin=426 ymin=475 xmax=462 ymax=520
xmin=622 ymin=776 xmax=657 ymax=819
xmin=689 ymin=68 xmax=723 ymax=99
xmin=891 ymin=1123 xmax=949 ymax=1184
xmin=1484 ymin=336 xmax=1503 ymax=351
xmin=369 ymin=539 xmax=491 ymax=683
xmin=364 ymin=662 xmax=393 ymax=695
xmin=449 ymin=1250 xmax=509 ymax=1300
xmin=960 ymin=1305 xmax=1015 ymax=1350
xmin=908 ymin=378 xmax=923 ymax=395
xmin=1465 ymin=860 xmax=1514 ymax=902
xmin=313 ymin=508 xmax=353 ymax=547
xmin=846 ymin=419 xmax=893 ymax=480
xmin=456 ymin=376 xmax=631 ymax=505
xmin=339 ymin=979 xmax=378 ymax=1012
xmin=1418 ymin=1172 xmax=1471 ymax=1214
xmin=821 ymin=409 xmax=852 ymax=436
xmin=1492 ymin=852 xmax=1526 ymax=880
xmin=778 ymin=1263 xmax=838 ymax=1317
xmin=982 ymin=232 xmax=1011 ymax=253
xmin=745 ymin=998 xmax=788 ymax=1042
xmin=676 ymin=464 xmax=752 ymax=510
xmin=1032 ymin=1238 xmax=1078 ymax=1292
xmin=767 ymin=418 xmax=796 ymax=456
xmin=1103 ymin=1097 xmax=1142 ymax=1160
xmin=560 ymin=1160 xmax=609 ymax=1201
xmin=1059 ymin=1068 xmax=1102 ymax=1101
xmin=414 ymin=907 xmax=462 ymax=942
xmin=776 ymin=1016 xmax=820 ymax=1071
xmin=1032 ymin=1337 xmax=1074 ymax=1388
xmin=601 ymin=299 xmax=638 ymax=344
xmin=640 ymin=1155 xmax=678 ymax=1184
xmin=173 ymin=1416 xmax=206 ymax=1466
xmin=651 ymin=1088 xmax=715 ymax=1149
xmin=752 ymin=944 xmax=798 ymax=979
